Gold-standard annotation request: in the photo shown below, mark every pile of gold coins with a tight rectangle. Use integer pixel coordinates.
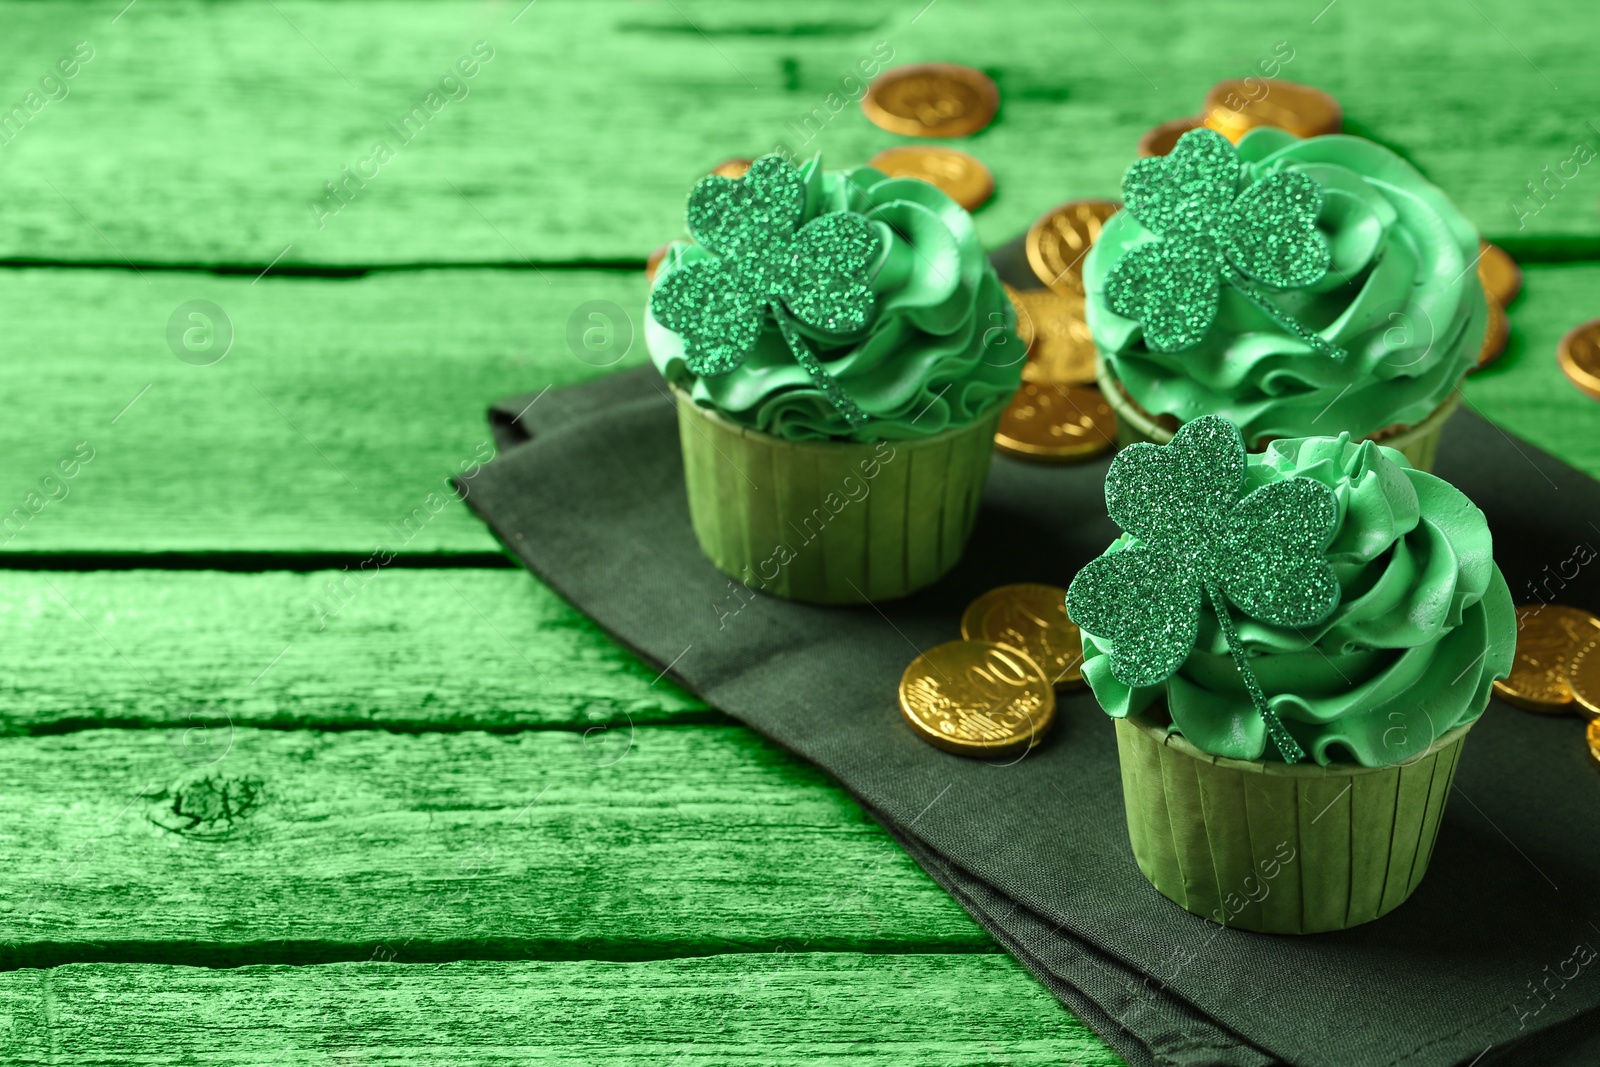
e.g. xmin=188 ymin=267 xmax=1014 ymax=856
xmin=1494 ymin=604 xmax=1600 ymax=770
xmin=858 ymin=65 xmax=1119 ymax=464
xmin=1137 ymin=78 xmax=1342 ymax=157
xmin=898 ymin=583 xmax=1085 ymax=757
xmin=995 ymin=203 xmax=1121 ymax=463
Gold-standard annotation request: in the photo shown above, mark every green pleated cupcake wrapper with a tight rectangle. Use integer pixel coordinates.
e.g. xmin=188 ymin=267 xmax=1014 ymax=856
xmin=1114 ymin=714 xmax=1472 ymax=934
xmin=1095 ymin=356 xmax=1460 ymax=473
xmin=673 ymin=387 xmax=1005 ymax=605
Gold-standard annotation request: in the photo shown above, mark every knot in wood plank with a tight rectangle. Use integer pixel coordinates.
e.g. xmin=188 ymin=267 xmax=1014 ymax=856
xmin=151 ymin=773 xmax=267 ymax=838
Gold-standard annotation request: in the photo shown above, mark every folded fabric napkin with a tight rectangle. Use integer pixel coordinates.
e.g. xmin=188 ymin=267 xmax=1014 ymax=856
xmin=461 ymin=360 xmax=1600 ymax=1067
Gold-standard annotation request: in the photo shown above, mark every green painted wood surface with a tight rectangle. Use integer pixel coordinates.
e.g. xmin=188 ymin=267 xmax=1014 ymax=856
xmin=0 ymin=956 xmax=1126 ymax=1066
xmin=0 ymin=570 xmax=708 ymax=733
xmin=2 ymin=1 xmax=1597 ymax=1060
xmin=0 ymin=726 xmax=994 ymax=966
xmin=0 ymin=264 xmax=1595 ymax=559
xmin=0 ymin=269 xmax=642 ymax=557
xmin=0 ymin=0 xmax=1595 ymax=269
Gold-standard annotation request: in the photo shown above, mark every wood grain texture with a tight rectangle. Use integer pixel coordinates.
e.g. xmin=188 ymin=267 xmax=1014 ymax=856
xmin=2 ymin=263 xmax=1597 ymax=559
xmin=0 ymin=569 xmax=708 ymax=734
xmin=1460 ymin=261 xmax=1600 ymax=469
xmin=0 ymin=0 xmax=1594 ymax=269
xmin=0 ymin=268 xmax=644 ymax=556
xmin=0 ymin=955 xmax=1126 ymax=1066
xmin=0 ymin=726 xmax=990 ymax=966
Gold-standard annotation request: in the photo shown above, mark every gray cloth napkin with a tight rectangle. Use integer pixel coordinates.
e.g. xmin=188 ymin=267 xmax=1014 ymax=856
xmin=460 ymin=360 xmax=1600 ymax=1067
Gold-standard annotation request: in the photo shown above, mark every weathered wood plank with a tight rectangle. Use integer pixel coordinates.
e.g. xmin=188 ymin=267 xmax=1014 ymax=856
xmin=2 ymin=263 xmax=1596 ymax=558
xmin=0 ymin=268 xmax=644 ymax=556
xmin=0 ymin=726 xmax=990 ymax=966
xmin=1460 ymin=261 xmax=1600 ymax=469
xmin=0 ymin=0 xmax=1594 ymax=268
xmin=0 ymin=569 xmax=708 ymax=734
xmin=0 ymin=955 xmax=1125 ymax=1066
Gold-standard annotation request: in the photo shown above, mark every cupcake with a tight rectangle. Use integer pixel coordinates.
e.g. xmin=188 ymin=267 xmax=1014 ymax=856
xmin=1066 ymin=415 xmax=1514 ymax=933
xmin=647 ymin=154 xmax=1022 ymax=604
xmin=1086 ymin=127 xmax=1488 ymax=472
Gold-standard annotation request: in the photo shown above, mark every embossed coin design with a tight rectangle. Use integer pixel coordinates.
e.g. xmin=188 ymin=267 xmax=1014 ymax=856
xmin=1011 ymin=288 xmax=1096 ymax=385
xmin=960 ymin=584 xmax=1085 ymax=689
xmin=899 ymin=640 xmax=1055 ymax=757
xmin=862 ymin=64 xmax=999 ymax=138
xmin=1202 ymin=78 xmax=1341 ymax=141
xmin=1472 ymin=298 xmax=1508 ymax=374
xmin=1588 ymin=719 xmax=1600 ymax=772
xmin=995 ymin=383 xmax=1116 ymax=463
xmin=1139 ymin=116 xmax=1203 ymax=157
xmin=1492 ymin=604 xmax=1600 ymax=713
xmin=869 ymin=145 xmax=995 ymax=210
xmin=1558 ymin=319 xmax=1600 ymax=401
xmin=1026 ymin=199 xmax=1123 ymax=296
xmin=1566 ymin=636 xmax=1600 ymax=721
xmin=1477 ymin=241 xmax=1522 ymax=306
xmin=1004 ymin=284 xmax=1037 ymax=358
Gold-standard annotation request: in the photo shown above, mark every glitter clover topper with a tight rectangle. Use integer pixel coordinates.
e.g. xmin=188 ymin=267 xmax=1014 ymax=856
xmin=1065 ymin=415 xmax=1341 ymax=763
xmin=1106 ymin=127 xmax=1344 ymax=360
xmin=650 ymin=155 xmax=883 ymax=429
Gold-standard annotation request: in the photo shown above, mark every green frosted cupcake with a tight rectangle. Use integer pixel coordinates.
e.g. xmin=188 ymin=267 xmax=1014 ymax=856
xmin=647 ymin=154 xmax=1023 ymax=604
xmin=1086 ymin=127 xmax=1489 ymax=472
xmin=1066 ymin=416 xmax=1514 ymax=932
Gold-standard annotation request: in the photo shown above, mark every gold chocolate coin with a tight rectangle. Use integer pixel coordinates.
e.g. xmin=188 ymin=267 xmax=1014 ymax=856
xmin=1202 ymin=78 xmax=1342 ymax=142
xmin=1026 ymin=199 xmax=1123 ymax=296
xmin=960 ymin=583 xmax=1084 ymax=689
xmin=1478 ymin=241 xmax=1522 ymax=306
xmin=1567 ymin=637 xmax=1600 ymax=721
xmin=1003 ymin=284 xmax=1037 ymax=358
xmin=645 ymin=243 xmax=672 ymax=283
xmin=862 ymin=64 xmax=999 ymax=138
xmin=1139 ymin=116 xmax=1203 ymax=157
xmin=869 ymin=145 xmax=994 ymax=211
xmin=899 ymin=640 xmax=1055 ymax=757
xmin=1472 ymin=298 xmax=1508 ymax=374
xmin=1588 ymin=719 xmax=1600 ymax=772
xmin=709 ymin=157 xmax=752 ymax=179
xmin=995 ymin=383 xmax=1116 ymax=463
xmin=1493 ymin=604 xmax=1600 ymax=713
xmin=1558 ymin=320 xmax=1600 ymax=401
xmin=1011 ymin=288 xmax=1096 ymax=386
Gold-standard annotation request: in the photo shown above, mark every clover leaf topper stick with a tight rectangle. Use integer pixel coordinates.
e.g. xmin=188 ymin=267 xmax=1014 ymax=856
xmin=651 ymin=155 xmax=885 ymax=430
xmin=1104 ymin=127 xmax=1345 ymax=361
xmin=1066 ymin=415 xmax=1341 ymax=763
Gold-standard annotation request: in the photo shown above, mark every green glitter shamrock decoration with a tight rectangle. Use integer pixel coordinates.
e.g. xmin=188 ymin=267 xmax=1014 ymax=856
xmin=1106 ymin=127 xmax=1343 ymax=360
xmin=650 ymin=154 xmax=883 ymax=428
xmin=1065 ymin=415 xmax=1341 ymax=762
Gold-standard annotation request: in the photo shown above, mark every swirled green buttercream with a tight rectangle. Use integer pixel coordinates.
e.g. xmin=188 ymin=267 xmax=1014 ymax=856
xmin=1078 ymin=434 xmax=1515 ymax=766
xmin=647 ymin=157 xmax=1023 ymax=442
xmin=1086 ymin=130 xmax=1488 ymax=447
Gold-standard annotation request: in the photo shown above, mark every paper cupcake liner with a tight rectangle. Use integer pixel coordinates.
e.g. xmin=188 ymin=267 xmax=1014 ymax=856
xmin=1095 ymin=357 xmax=1461 ymax=472
xmin=672 ymin=386 xmax=1004 ymax=604
xmin=1114 ymin=713 xmax=1473 ymax=934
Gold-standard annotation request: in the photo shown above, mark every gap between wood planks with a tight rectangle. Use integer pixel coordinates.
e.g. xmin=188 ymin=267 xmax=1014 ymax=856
xmin=2 ymin=938 xmax=1005 ymax=971
xmin=0 ymin=550 xmax=517 ymax=571
xmin=10 ymin=712 xmax=731 ymax=739
xmin=0 ymin=258 xmax=647 ymax=279
xmin=2 ymin=238 xmax=1600 ymax=278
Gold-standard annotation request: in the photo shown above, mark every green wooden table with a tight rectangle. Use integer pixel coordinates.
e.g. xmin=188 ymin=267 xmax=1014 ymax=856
xmin=0 ymin=1 xmax=1595 ymax=1061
